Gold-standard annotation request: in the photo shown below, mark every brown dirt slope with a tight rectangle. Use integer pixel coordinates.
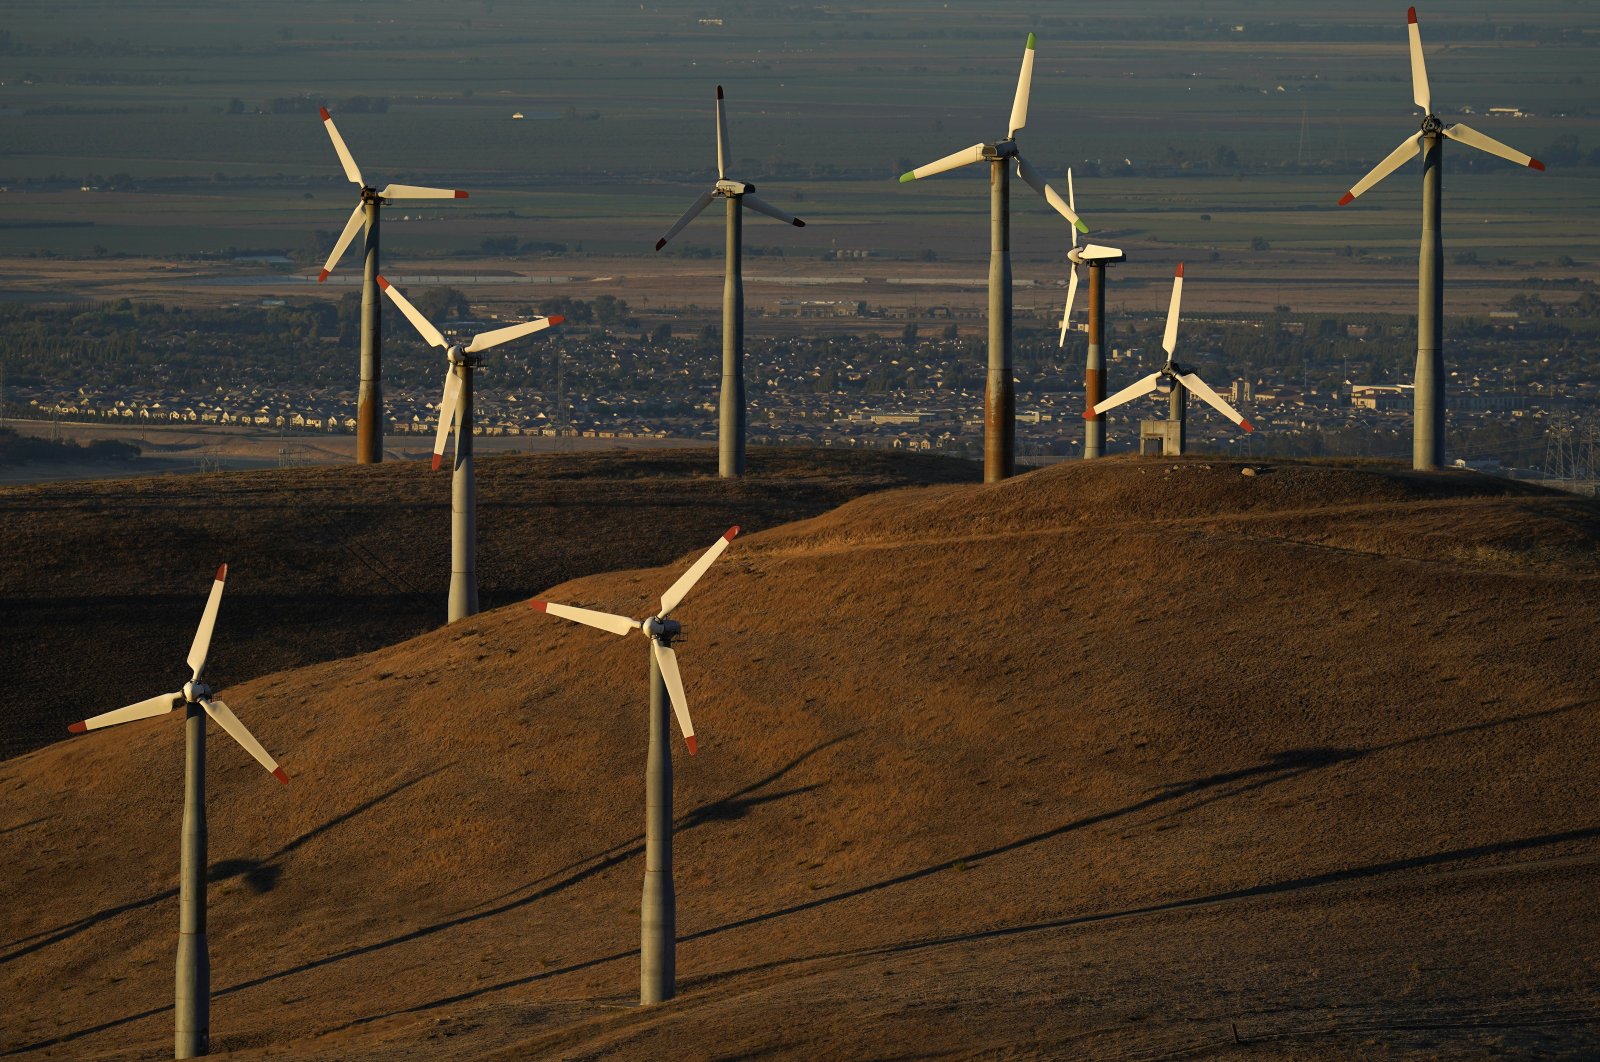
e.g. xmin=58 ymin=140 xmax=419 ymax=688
xmin=0 ymin=446 xmax=974 ymax=760
xmin=2 ymin=457 xmax=1598 ymax=1060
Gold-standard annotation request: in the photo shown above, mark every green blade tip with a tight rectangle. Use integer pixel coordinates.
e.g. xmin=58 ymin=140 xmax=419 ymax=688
xmin=1026 ymin=32 xmax=1036 ymax=50
xmin=898 ymin=171 xmax=917 ymax=183
xmin=1075 ymin=218 xmax=1089 ymax=234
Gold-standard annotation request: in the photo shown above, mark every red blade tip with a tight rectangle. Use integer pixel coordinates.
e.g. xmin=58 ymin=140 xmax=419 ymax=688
xmin=215 ymin=563 xmax=227 ymax=582
xmin=685 ymin=735 xmax=699 ymax=756
xmin=1083 ymin=409 xmax=1096 ymax=420
xmin=431 ymin=453 xmax=444 ymax=471
xmin=1529 ymin=159 xmax=1545 ymax=171
xmin=272 ymin=767 xmax=290 ymax=785
xmin=376 ymin=275 xmax=390 ymax=290
xmin=548 ymin=315 xmax=565 ymax=326
xmin=317 ymin=269 xmax=331 ymax=283
xmin=1337 ymin=192 xmax=1355 ymax=206
xmin=68 ymin=721 xmax=86 ymax=734
xmin=1408 ymin=7 xmax=1418 ymax=25
xmin=319 ymin=107 xmax=331 ymax=121
xmin=1175 ymin=262 xmax=1184 ymax=277
xmin=454 ymin=190 xmax=468 ymax=198
xmin=724 ymin=526 xmax=740 ymax=541
xmin=1240 ymin=419 xmax=1255 ymax=433
xmin=530 ymin=600 xmax=548 ymax=612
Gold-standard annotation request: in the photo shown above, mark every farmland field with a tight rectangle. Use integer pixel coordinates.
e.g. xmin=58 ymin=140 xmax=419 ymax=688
xmin=0 ymin=0 xmax=1595 ymax=320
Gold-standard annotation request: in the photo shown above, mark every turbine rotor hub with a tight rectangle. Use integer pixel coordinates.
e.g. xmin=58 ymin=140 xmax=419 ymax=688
xmin=643 ymin=616 xmax=682 ymax=644
xmin=182 ymin=681 xmax=210 ymax=704
xmin=1420 ymin=113 xmax=1443 ymax=136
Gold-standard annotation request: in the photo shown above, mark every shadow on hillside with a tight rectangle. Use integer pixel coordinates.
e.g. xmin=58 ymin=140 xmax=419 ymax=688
xmin=10 ymin=704 xmax=1590 ymax=1055
xmin=0 ymin=770 xmax=441 ymax=966
xmin=324 ymin=701 xmax=1597 ymax=1034
xmin=200 ymin=735 xmax=852 ymax=1001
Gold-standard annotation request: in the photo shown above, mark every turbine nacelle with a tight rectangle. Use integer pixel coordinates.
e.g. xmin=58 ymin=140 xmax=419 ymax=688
xmin=983 ymin=140 xmax=1019 ymax=161
xmin=715 ymin=179 xmax=753 ymax=197
xmin=642 ymin=616 xmax=682 ymax=643
xmin=1069 ymin=244 xmax=1125 ymax=265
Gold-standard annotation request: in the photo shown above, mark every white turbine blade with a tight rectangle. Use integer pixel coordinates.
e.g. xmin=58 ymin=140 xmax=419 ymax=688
xmin=186 ymin=564 xmax=228 ymax=682
xmin=1443 ymin=123 xmax=1545 ymax=171
xmin=1407 ymin=7 xmax=1430 ymax=114
xmin=1015 ymin=154 xmax=1088 ymax=234
xmin=899 ymin=143 xmax=986 ymax=183
xmin=659 ymin=526 xmax=739 ymax=619
xmin=1178 ymin=371 xmax=1255 ymax=432
xmin=1008 ymin=32 xmax=1037 ymax=139
xmin=68 ymin=692 xmax=183 ymax=734
xmin=715 ymin=85 xmax=730 ymax=180
xmin=319 ymin=107 xmax=364 ymax=186
xmin=375 ymin=275 xmax=447 ymax=348
xmin=655 ymin=190 xmax=716 ymax=251
xmin=1338 ymin=133 xmax=1420 ymax=205
xmin=466 ymin=315 xmax=563 ymax=354
xmin=742 ymin=193 xmax=805 ymax=228
xmin=530 ymin=599 xmax=640 ymax=637
xmin=1067 ymin=168 xmax=1078 ymax=249
xmin=377 ymin=184 xmax=469 ymax=200
xmin=1162 ymin=263 xmax=1184 ymax=356
xmin=652 ymin=640 xmax=697 ymax=756
xmin=202 ymin=699 xmax=288 ymax=784
xmin=1091 ymin=372 xmax=1162 ymax=416
xmin=429 ymin=364 xmax=463 ymax=471
xmin=319 ymin=203 xmax=367 ymax=283
xmin=1058 ymin=265 xmax=1079 ymax=348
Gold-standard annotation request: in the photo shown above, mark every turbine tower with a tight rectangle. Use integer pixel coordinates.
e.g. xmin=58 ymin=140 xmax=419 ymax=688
xmin=1337 ymin=7 xmax=1544 ymax=470
xmin=530 ymin=527 xmax=738 ymax=1004
xmin=655 ymin=86 xmax=805 ymax=479
xmin=377 ymin=276 xmax=562 ymax=623
xmin=899 ymin=33 xmax=1088 ymax=482
xmin=66 ymin=565 xmax=288 ymax=1060
xmin=1055 ymin=170 xmax=1125 ymax=459
xmin=316 ymin=108 xmax=470 ymax=464
xmin=1090 ymin=264 xmax=1254 ymax=454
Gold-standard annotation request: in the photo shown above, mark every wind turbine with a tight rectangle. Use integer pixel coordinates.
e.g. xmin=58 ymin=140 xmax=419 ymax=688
xmin=376 ymin=275 xmax=562 ymax=623
xmin=1054 ymin=169 xmax=1126 ymax=460
xmin=899 ymin=32 xmax=1088 ymax=482
xmin=655 ymin=86 xmax=805 ymax=480
xmin=530 ymin=527 xmax=738 ymax=1004
xmin=316 ymin=107 xmax=470 ymax=465
xmin=1337 ymin=7 xmax=1544 ymax=470
xmin=1089 ymin=264 xmax=1254 ymax=455
xmin=66 ymin=565 xmax=287 ymax=1060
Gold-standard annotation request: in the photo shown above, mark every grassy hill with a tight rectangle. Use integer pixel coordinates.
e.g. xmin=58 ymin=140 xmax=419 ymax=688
xmin=2 ymin=457 xmax=1598 ymax=1059
xmin=0 ymin=447 xmax=974 ymax=761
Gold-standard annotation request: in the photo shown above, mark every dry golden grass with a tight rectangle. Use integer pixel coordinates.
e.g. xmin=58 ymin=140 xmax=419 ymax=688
xmin=2 ymin=456 xmax=1597 ymax=1059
